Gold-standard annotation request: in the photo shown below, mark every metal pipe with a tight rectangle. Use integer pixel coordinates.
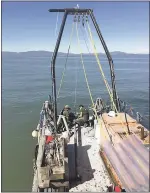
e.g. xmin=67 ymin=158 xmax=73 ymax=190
xmin=50 ymin=10 xmax=68 ymax=132
xmin=89 ymin=11 xmax=119 ymax=111
xmin=74 ymin=125 xmax=77 ymax=179
xmin=124 ymin=112 xmax=131 ymax=135
xmin=140 ymin=127 xmax=144 ymax=140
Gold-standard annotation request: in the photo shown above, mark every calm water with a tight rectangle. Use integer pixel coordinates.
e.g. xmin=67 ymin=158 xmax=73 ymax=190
xmin=2 ymin=53 xmax=149 ymax=191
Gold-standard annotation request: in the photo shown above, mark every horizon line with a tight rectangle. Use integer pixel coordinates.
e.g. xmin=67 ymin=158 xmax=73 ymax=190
xmin=2 ymin=50 xmax=149 ymax=55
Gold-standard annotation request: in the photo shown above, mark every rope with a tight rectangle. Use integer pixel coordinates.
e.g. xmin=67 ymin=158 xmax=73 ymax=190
xmin=76 ymin=22 xmax=95 ymax=107
xmin=85 ymin=20 xmax=130 ymax=136
xmin=76 ymin=21 xmax=109 ymax=141
xmin=73 ymin=59 xmax=78 ymax=112
xmin=86 ymin=22 xmax=114 ymax=104
xmin=81 ymin=24 xmax=110 ymax=114
xmin=57 ymin=21 xmax=75 ymax=98
xmin=85 ymin=20 xmax=120 ymax=112
xmin=76 ymin=18 xmax=126 ymax=138
xmin=80 ymin=24 xmax=92 ymax=54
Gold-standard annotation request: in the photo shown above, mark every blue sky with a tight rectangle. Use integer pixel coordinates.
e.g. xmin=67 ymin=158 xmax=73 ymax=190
xmin=2 ymin=2 xmax=149 ymax=54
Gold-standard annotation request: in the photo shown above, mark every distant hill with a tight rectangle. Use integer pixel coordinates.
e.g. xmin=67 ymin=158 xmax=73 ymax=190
xmin=2 ymin=51 xmax=53 ymax=57
xmin=110 ymin=51 xmax=148 ymax=57
xmin=2 ymin=51 xmax=148 ymax=58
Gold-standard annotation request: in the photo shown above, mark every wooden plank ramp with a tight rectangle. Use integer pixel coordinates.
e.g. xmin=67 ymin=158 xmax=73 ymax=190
xmin=99 ymin=112 xmax=149 ymax=191
xmin=102 ymin=134 xmax=149 ymax=192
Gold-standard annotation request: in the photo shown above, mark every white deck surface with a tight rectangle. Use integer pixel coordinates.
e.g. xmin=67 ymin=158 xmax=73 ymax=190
xmin=69 ymin=127 xmax=112 ymax=192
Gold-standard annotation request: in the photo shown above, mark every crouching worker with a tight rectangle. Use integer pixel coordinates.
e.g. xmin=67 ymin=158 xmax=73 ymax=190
xmin=62 ymin=105 xmax=71 ymax=121
xmin=60 ymin=105 xmax=75 ymax=130
xmin=76 ymin=105 xmax=89 ymax=127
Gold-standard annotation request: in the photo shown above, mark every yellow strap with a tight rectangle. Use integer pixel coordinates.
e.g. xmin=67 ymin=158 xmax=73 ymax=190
xmin=76 ymin=22 xmax=108 ymax=140
xmin=75 ymin=22 xmax=94 ymax=107
xmin=86 ymin=21 xmax=129 ymax=136
xmin=86 ymin=22 xmax=113 ymax=104
xmin=57 ymin=22 xmax=75 ymax=98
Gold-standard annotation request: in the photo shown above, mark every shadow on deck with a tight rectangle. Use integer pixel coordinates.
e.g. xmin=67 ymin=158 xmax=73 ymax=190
xmin=69 ymin=144 xmax=95 ymax=189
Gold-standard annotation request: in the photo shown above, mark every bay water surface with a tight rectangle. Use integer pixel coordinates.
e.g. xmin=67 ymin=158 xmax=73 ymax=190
xmin=2 ymin=52 xmax=149 ymax=191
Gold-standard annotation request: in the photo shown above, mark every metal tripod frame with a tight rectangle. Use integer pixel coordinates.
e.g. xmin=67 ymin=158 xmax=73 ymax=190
xmin=49 ymin=8 xmax=119 ymax=131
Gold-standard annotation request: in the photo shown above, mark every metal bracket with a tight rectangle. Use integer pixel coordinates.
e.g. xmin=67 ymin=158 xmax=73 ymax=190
xmin=57 ymin=115 xmax=70 ymax=132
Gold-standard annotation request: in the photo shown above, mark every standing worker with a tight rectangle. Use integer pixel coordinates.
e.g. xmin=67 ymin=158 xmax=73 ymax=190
xmin=76 ymin=105 xmax=89 ymax=127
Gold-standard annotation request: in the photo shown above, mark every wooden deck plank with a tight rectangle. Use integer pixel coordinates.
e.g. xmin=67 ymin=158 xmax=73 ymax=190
xmin=109 ymin=124 xmax=141 ymax=134
xmin=102 ymin=113 xmax=137 ymax=125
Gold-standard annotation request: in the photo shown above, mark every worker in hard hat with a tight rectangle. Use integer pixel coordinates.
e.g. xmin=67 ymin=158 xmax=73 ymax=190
xmin=76 ymin=105 xmax=89 ymax=127
xmin=62 ymin=105 xmax=71 ymax=121
xmin=63 ymin=105 xmax=76 ymax=123
xmin=59 ymin=105 xmax=75 ymax=131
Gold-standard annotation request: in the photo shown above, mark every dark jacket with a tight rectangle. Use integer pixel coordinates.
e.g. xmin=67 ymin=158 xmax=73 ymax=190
xmin=62 ymin=109 xmax=75 ymax=123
